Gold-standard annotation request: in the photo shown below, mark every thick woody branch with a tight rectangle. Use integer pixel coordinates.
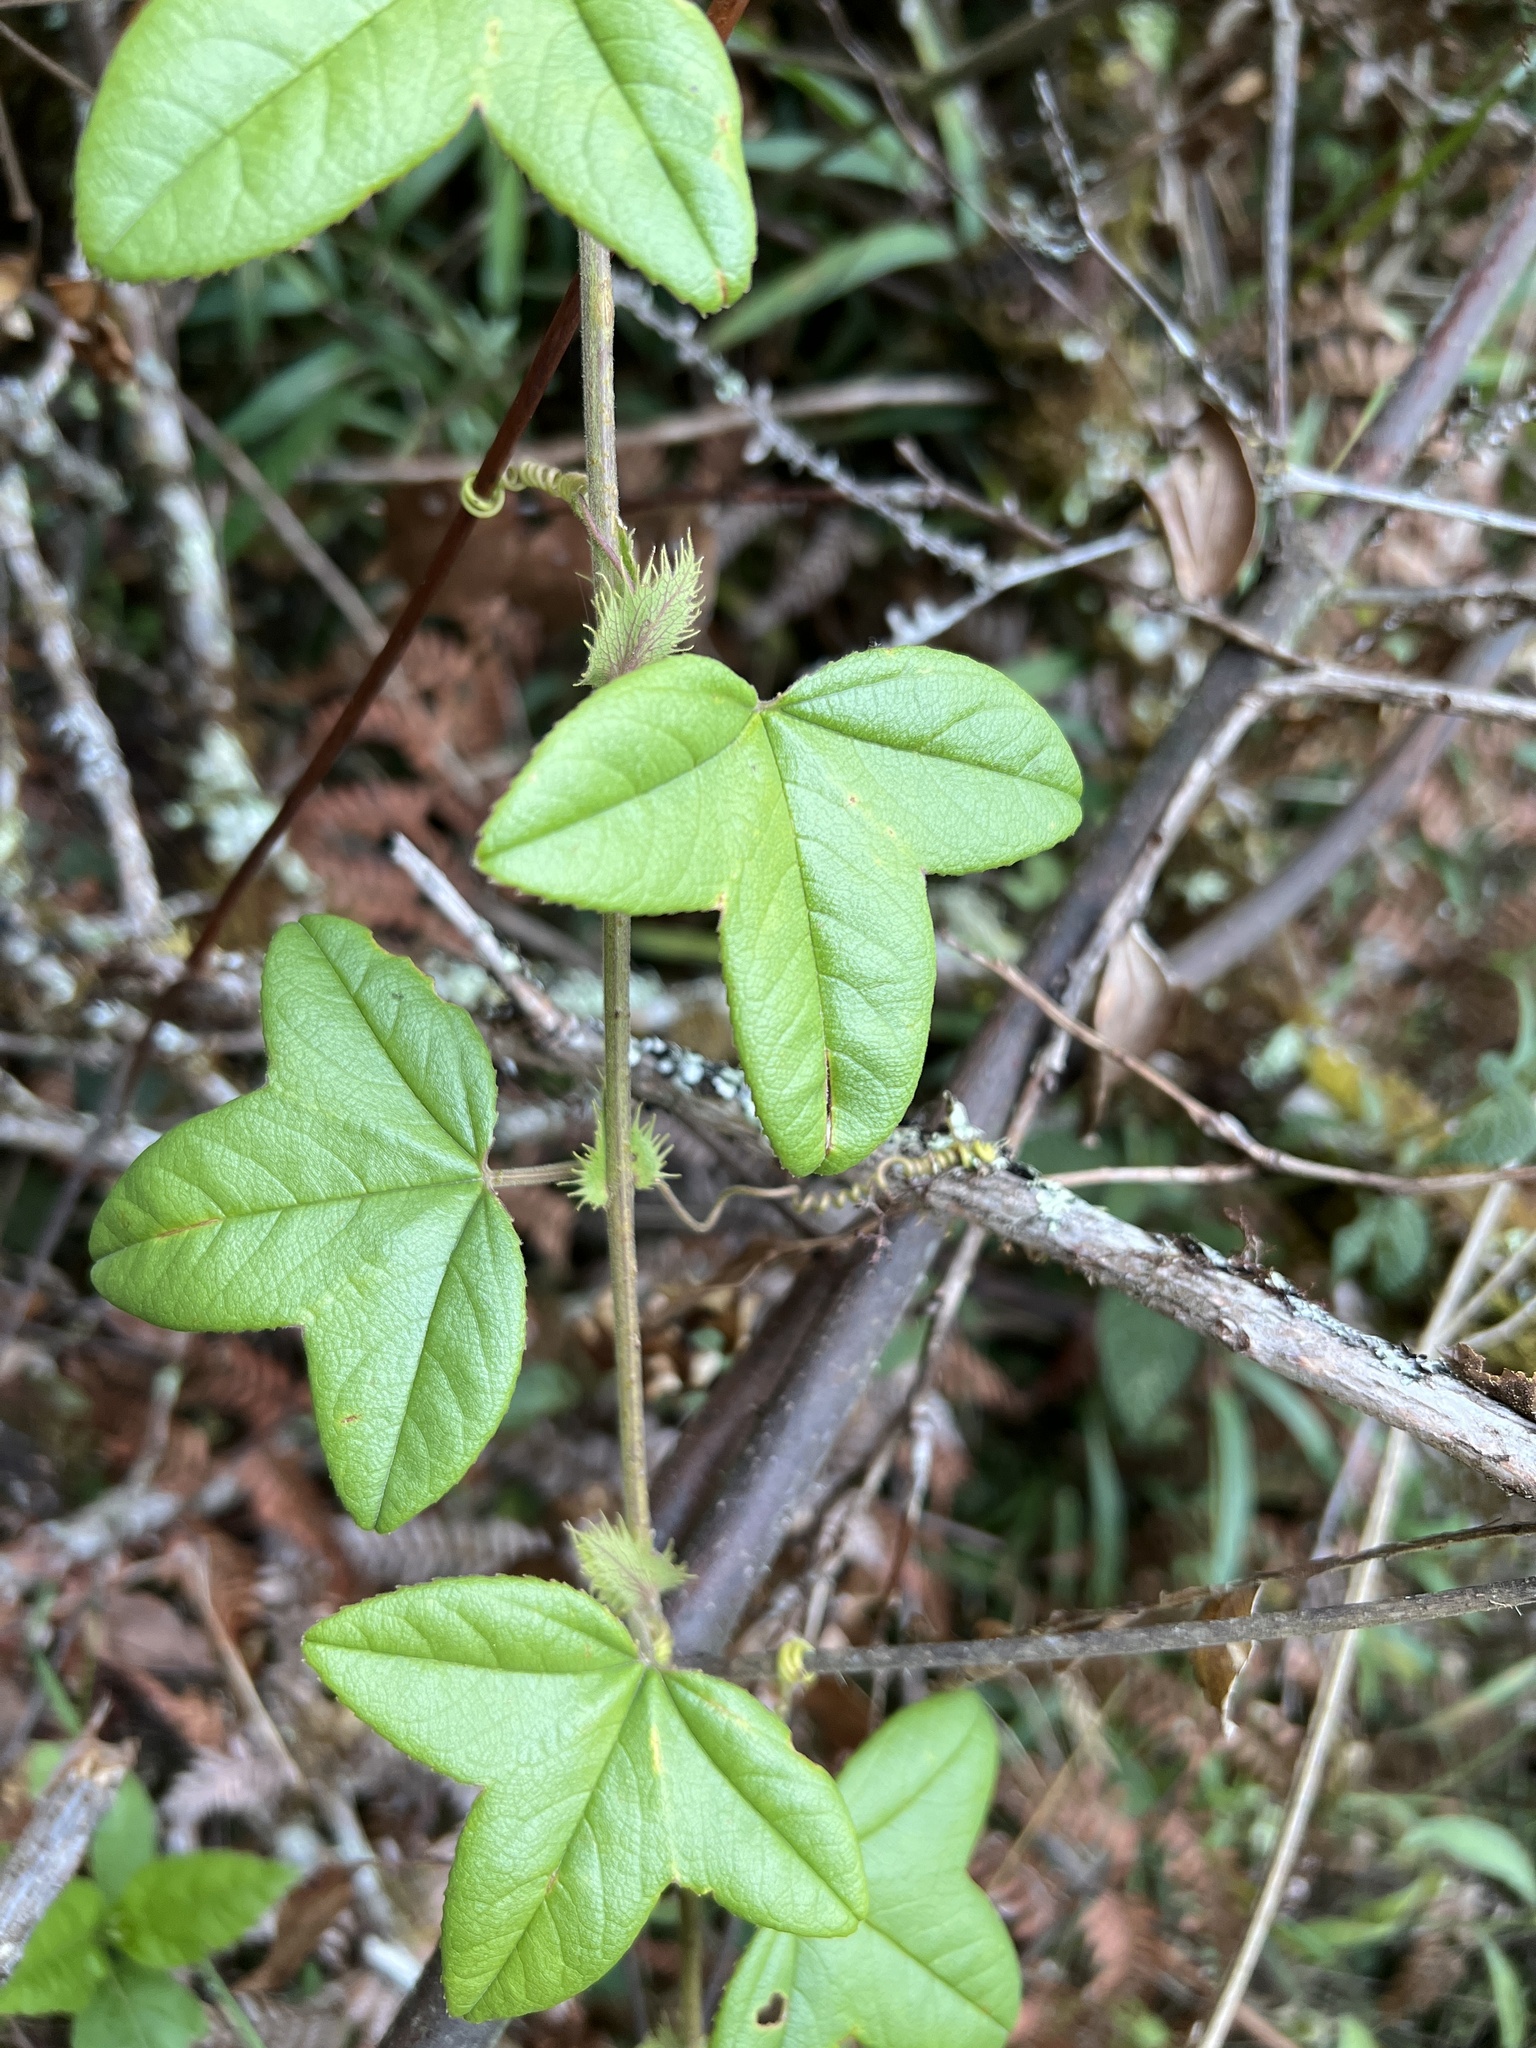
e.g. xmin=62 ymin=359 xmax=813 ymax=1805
xmin=926 ymin=1165 xmax=1536 ymax=1497
xmin=0 ymin=1731 xmax=130 ymax=1984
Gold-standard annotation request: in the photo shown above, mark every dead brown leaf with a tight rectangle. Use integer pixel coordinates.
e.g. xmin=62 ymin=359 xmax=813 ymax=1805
xmin=499 ymin=1185 xmax=577 ymax=1270
xmin=1085 ymin=923 xmax=1173 ymax=1131
xmin=120 ymin=1667 xmax=231 ymax=1752
xmin=235 ymin=1447 xmax=357 ymax=1602
xmin=1143 ymin=407 xmax=1257 ymax=603
xmin=183 ymin=1337 xmax=305 ymax=1436
xmin=240 ymin=1864 xmax=355 ymax=1994
xmin=0 ymin=252 xmax=34 ymax=338
xmin=1187 ymin=1583 xmax=1261 ymax=1722
xmin=935 ymin=1332 xmax=1033 ymax=1419
xmin=44 ymin=277 xmax=135 ymax=384
xmin=98 ymin=1590 xmax=219 ymax=1678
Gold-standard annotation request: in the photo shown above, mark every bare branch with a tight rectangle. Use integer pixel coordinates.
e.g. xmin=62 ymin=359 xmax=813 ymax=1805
xmin=0 ymin=1731 xmax=129 ymax=1985
xmin=1266 ymin=0 xmax=1301 ymax=448
xmin=303 ymin=374 xmax=997 ymax=485
xmin=176 ymin=388 xmax=386 ymax=653
xmin=1281 ymin=459 xmax=1536 ymax=539
xmin=0 ymin=462 xmax=163 ymax=936
xmin=925 ymin=1164 xmax=1536 ymax=1496
xmin=725 ymin=1564 xmax=1536 ymax=1680
xmin=610 ymin=269 xmax=1140 ymax=642
xmin=966 ymin=945 xmax=1536 ymax=1196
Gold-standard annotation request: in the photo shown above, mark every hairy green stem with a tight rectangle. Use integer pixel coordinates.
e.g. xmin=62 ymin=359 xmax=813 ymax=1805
xmin=678 ymin=1889 xmax=704 ymax=2046
xmin=580 ymin=230 xmax=650 ymax=1549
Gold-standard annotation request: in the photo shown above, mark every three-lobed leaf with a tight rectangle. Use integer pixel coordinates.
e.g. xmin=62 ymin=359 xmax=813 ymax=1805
xmin=713 ymin=1691 xmax=1021 ymax=2048
xmin=109 ymin=1853 xmax=298 ymax=1968
xmin=89 ymin=915 xmax=526 ymax=1533
xmin=76 ymin=0 xmax=755 ymax=314
xmin=304 ymin=1576 xmax=867 ymax=2017
xmin=476 ymin=649 xmax=1080 ymax=1173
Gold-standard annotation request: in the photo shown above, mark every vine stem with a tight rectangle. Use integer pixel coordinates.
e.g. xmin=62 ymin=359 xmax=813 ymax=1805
xmin=579 ymin=229 xmax=651 ymax=1550
xmin=678 ymin=1889 xmax=704 ymax=2045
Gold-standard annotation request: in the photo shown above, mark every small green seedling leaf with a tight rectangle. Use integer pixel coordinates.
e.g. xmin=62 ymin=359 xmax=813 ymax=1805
xmin=304 ymin=1576 xmax=867 ymax=2017
xmin=109 ymin=1852 xmax=298 ymax=1967
xmin=76 ymin=0 xmax=755 ymax=314
xmin=477 ymin=650 xmax=1080 ymax=1174
xmin=713 ymin=1690 xmax=1021 ymax=2048
xmin=72 ymin=1957 xmax=207 ymax=2048
xmin=89 ymin=915 xmax=527 ymax=1532
xmin=89 ymin=1772 xmax=159 ymax=1902
xmin=0 ymin=1881 xmax=110 ymax=2015
xmin=1401 ymin=1816 xmax=1536 ymax=1906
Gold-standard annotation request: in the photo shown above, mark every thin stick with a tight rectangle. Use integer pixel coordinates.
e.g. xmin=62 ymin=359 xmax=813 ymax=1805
xmin=964 ymin=947 xmax=1536 ymax=1197
xmin=579 ymin=231 xmax=650 ymax=1550
xmin=1263 ymin=667 xmax=1536 ymax=725
xmin=1194 ymin=1189 xmax=1502 ymax=2048
xmin=1034 ymin=68 xmax=1257 ymax=432
xmin=303 ymin=374 xmax=998 ymax=485
xmin=176 ymin=390 xmax=385 ymax=652
xmin=726 ymin=1565 xmax=1536 ymax=1680
xmin=1279 ymin=462 xmax=1536 ymax=538
xmin=0 ymin=464 xmax=162 ymax=936
xmin=1266 ymin=0 xmax=1300 ymax=450
xmin=0 ymin=88 xmax=32 ymax=221
xmin=1459 ymin=1291 xmax=1536 ymax=1352
xmin=1446 ymin=1211 xmax=1536 ymax=1341
xmin=0 ymin=17 xmax=89 ymax=93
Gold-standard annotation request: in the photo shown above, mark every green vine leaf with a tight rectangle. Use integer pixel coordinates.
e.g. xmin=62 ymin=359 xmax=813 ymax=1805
xmin=108 ymin=1853 xmax=298 ymax=1968
xmin=476 ymin=650 xmax=1080 ymax=1173
xmin=76 ymin=0 xmax=755 ymax=315
xmin=303 ymin=1576 xmax=868 ymax=2018
xmin=713 ymin=1691 xmax=1021 ymax=2048
xmin=89 ymin=915 xmax=526 ymax=1534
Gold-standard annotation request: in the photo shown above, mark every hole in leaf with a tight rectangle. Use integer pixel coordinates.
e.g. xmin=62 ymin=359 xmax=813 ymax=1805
xmin=755 ymin=1992 xmax=787 ymax=2027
